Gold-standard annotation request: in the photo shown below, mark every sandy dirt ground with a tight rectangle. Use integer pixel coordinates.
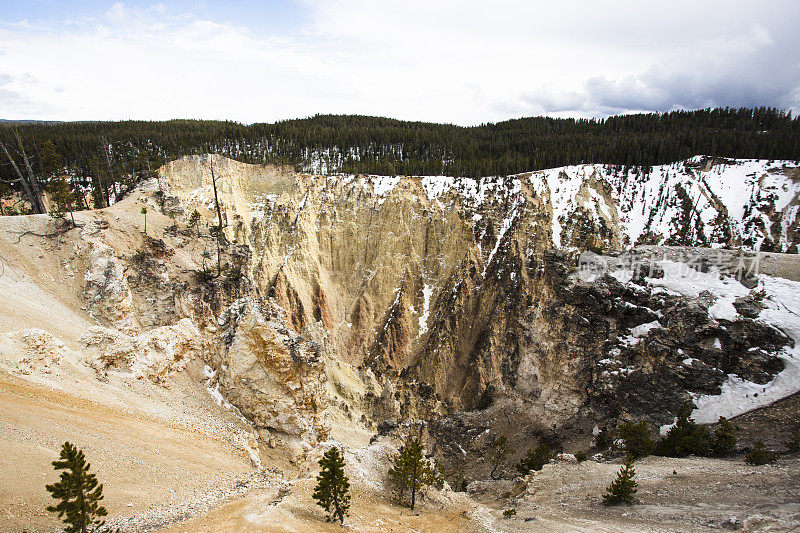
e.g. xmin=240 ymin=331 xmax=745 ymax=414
xmin=150 ymin=452 xmax=800 ymax=533
xmin=0 ymin=362 xmax=481 ymax=533
xmin=0 ymin=369 xmax=263 ymax=533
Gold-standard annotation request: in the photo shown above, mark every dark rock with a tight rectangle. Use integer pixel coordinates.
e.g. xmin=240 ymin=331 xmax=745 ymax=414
xmin=697 ymin=290 xmax=716 ymax=308
xmin=631 ymin=261 xmax=664 ymax=283
xmin=377 ymin=419 xmax=399 ymax=435
xmin=662 ymin=300 xmax=715 ymax=336
xmin=733 ymin=294 xmax=763 ymax=318
xmin=739 ymin=275 xmax=759 ymax=289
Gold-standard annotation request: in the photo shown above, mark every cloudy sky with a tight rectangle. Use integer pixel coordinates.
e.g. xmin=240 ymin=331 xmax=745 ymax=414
xmin=1 ymin=0 xmax=798 ymax=125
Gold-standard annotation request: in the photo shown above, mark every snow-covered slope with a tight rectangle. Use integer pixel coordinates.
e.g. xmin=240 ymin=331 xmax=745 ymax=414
xmin=417 ymin=156 xmax=800 ymax=253
xmin=643 ymin=261 xmax=800 ymax=423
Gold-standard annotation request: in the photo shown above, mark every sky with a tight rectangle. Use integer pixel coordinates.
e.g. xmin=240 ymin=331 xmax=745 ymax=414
xmin=0 ymin=0 xmax=798 ymax=125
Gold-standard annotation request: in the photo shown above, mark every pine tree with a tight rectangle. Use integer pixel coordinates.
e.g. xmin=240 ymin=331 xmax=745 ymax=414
xmin=45 ymin=441 xmax=109 ymax=533
xmin=618 ymin=421 xmax=654 ymax=458
xmin=603 ymin=454 xmax=638 ymax=506
xmin=712 ymin=417 xmax=736 ymax=457
xmin=656 ymin=401 xmax=711 ymax=457
xmin=388 ymin=435 xmax=443 ymax=510
xmin=312 ymin=446 xmax=350 ymax=524
xmin=188 ymin=209 xmax=201 ymax=230
xmin=48 ymin=175 xmax=77 ymax=225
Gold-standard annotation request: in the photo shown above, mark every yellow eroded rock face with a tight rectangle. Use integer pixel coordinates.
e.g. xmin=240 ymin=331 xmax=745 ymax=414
xmin=158 ymin=155 xmax=800 ymax=435
xmin=159 ymin=155 xmax=582 ymax=422
xmin=214 ymin=298 xmax=330 ymax=448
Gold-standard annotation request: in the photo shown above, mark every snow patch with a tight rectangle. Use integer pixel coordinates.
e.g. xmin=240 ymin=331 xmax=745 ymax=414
xmin=418 ymin=284 xmax=433 ymax=336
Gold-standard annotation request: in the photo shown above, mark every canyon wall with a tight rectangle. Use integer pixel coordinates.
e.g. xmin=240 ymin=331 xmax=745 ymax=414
xmin=157 ymin=155 xmax=800 ymax=433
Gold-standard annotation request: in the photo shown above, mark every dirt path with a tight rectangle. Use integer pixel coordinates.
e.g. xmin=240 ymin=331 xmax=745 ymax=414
xmin=157 ymin=476 xmax=480 ymax=533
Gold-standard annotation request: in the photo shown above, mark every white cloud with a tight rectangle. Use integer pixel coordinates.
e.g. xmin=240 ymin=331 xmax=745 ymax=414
xmin=0 ymin=1 xmax=798 ymax=124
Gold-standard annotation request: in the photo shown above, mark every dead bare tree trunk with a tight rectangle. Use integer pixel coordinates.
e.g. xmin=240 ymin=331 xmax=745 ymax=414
xmin=0 ymin=137 xmax=46 ymax=214
xmin=209 ymin=155 xmax=224 ymax=277
xmin=16 ymin=132 xmax=47 ymax=214
xmin=101 ymin=137 xmax=116 ymax=206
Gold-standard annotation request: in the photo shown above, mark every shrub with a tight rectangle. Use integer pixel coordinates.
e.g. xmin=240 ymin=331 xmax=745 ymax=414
xmin=502 ymin=508 xmax=517 ymax=518
xmin=574 ymin=450 xmax=588 ymax=463
xmin=618 ymin=421 xmax=654 ymax=458
xmin=655 ymin=402 xmax=712 ymax=457
xmin=594 ymin=426 xmax=612 ymax=449
xmin=712 ymin=417 xmax=736 ymax=457
xmin=516 ymin=442 xmax=552 ymax=474
xmin=684 ymin=425 xmax=713 ymax=457
xmin=746 ymin=441 xmax=777 ymax=466
xmin=603 ymin=454 xmax=638 ymax=506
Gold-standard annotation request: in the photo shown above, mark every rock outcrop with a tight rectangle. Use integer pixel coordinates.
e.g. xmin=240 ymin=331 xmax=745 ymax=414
xmin=0 ymin=328 xmax=69 ymax=374
xmin=82 ymin=318 xmax=201 ymax=381
xmin=83 ymin=242 xmax=138 ymax=334
xmin=209 ymin=298 xmax=330 ymax=456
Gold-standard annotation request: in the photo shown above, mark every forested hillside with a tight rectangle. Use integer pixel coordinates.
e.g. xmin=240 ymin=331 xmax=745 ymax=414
xmin=1 ymin=107 xmax=799 ymax=213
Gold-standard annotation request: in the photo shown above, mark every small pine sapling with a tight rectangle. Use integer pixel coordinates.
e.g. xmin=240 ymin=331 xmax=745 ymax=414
xmin=388 ymin=435 xmax=442 ymax=510
xmin=312 ymin=446 xmax=350 ymax=524
xmin=188 ymin=209 xmax=201 ymax=230
xmin=603 ymin=454 xmax=638 ymax=506
xmin=712 ymin=417 xmax=736 ymax=457
xmin=45 ymin=441 xmax=109 ymax=533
